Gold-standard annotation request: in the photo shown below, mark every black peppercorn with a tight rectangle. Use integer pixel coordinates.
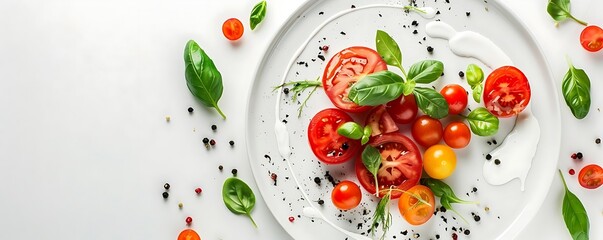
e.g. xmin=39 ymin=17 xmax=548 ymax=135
xmin=318 ymin=199 xmax=324 ymax=205
xmin=202 ymin=138 xmax=209 ymax=144
xmin=576 ymin=152 xmax=583 ymax=159
xmin=229 ymin=140 xmax=235 ymax=146
xmin=485 ymin=154 xmax=492 ymax=160
xmin=218 ymin=165 xmax=223 ymax=171
xmin=427 ymin=46 xmax=434 ymax=53
xmin=464 ymin=229 xmax=471 ymax=235
xmin=494 ymin=159 xmax=501 ymax=165
xmin=211 ymin=125 xmax=217 ymax=131
xmin=283 ymin=88 xmax=290 ymax=94
xmin=459 ymin=71 xmax=465 ymax=78
xmin=231 ymin=169 xmax=238 ymax=175
xmin=473 ymin=215 xmax=481 ymax=222
xmin=163 ymin=183 xmax=170 ymax=190
xmin=188 ymin=107 xmax=194 ymax=113
xmin=314 ymin=177 xmax=321 ymax=185
xmin=596 ymin=138 xmax=601 ymax=144
xmin=162 ymin=192 xmax=169 ymax=199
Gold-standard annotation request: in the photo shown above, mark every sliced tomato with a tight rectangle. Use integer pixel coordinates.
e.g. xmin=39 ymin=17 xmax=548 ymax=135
xmin=356 ymin=132 xmax=422 ymax=199
xmin=178 ymin=229 xmax=201 ymax=240
xmin=483 ymin=66 xmax=531 ymax=118
xmin=308 ymin=108 xmax=361 ymax=164
xmin=578 ymin=164 xmax=603 ymax=189
xmin=322 ymin=46 xmax=388 ymax=112
xmin=365 ymin=105 xmax=399 ymax=137
xmin=386 ymin=94 xmax=418 ymax=124
xmin=398 ymin=185 xmax=435 ymax=225
xmin=580 ymin=25 xmax=603 ymax=52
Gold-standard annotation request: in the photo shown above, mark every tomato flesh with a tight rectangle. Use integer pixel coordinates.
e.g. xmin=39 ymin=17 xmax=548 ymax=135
xmin=578 ymin=164 xmax=603 ymax=189
xmin=483 ymin=66 xmax=531 ymax=118
xmin=308 ymin=108 xmax=361 ymax=164
xmin=322 ymin=46 xmax=388 ymax=112
xmin=178 ymin=229 xmax=201 ymax=240
xmin=443 ymin=122 xmax=471 ymax=149
xmin=386 ymin=94 xmax=418 ymax=124
xmin=440 ymin=84 xmax=468 ymax=115
xmin=356 ymin=132 xmax=422 ymax=199
xmin=365 ymin=105 xmax=399 ymax=137
xmin=222 ymin=18 xmax=244 ymax=41
xmin=331 ymin=180 xmax=362 ymax=210
xmin=411 ymin=115 xmax=443 ymax=148
xmin=398 ymin=185 xmax=435 ymax=225
xmin=580 ymin=25 xmax=603 ymax=52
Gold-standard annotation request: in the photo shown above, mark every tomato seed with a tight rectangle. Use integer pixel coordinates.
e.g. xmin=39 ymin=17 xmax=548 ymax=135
xmin=569 ymin=169 xmax=576 ymax=175
xmin=195 ymin=188 xmax=202 ymax=194
xmin=288 ymin=216 xmax=295 ymax=222
xmin=185 ymin=216 xmax=192 ymax=225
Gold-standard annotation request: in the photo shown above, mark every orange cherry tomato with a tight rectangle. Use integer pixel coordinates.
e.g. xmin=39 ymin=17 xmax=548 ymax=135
xmin=331 ymin=180 xmax=362 ymax=210
xmin=398 ymin=185 xmax=435 ymax=225
xmin=222 ymin=18 xmax=244 ymax=40
xmin=178 ymin=229 xmax=201 ymax=240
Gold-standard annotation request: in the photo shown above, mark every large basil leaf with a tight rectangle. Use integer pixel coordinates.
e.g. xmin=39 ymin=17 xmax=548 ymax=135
xmin=547 ymin=0 xmax=587 ymax=25
xmin=412 ymin=87 xmax=449 ymax=119
xmin=407 ymin=60 xmax=444 ymax=84
xmin=559 ymin=170 xmax=590 ymax=240
xmin=562 ymin=64 xmax=591 ymax=119
xmin=222 ymin=177 xmax=257 ymax=227
xmin=376 ymin=30 xmax=403 ymax=69
xmin=348 ymin=70 xmax=405 ymax=106
xmin=250 ymin=0 xmax=267 ymax=30
xmin=184 ymin=40 xmax=227 ymax=119
xmin=466 ymin=107 xmax=499 ymax=136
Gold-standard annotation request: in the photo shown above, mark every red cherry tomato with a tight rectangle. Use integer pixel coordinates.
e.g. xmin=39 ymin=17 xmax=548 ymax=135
xmin=308 ymin=108 xmax=361 ymax=164
xmin=386 ymin=94 xmax=418 ymax=124
xmin=331 ymin=180 xmax=362 ymax=210
xmin=580 ymin=25 xmax=603 ymax=52
xmin=222 ymin=18 xmax=244 ymax=40
xmin=440 ymin=84 xmax=468 ymax=115
xmin=443 ymin=122 xmax=471 ymax=149
xmin=365 ymin=105 xmax=399 ymax=137
xmin=178 ymin=229 xmax=201 ymax=240
xmin=322 ymin=46 xmax=388 ymax=112
xmin=483 ymin=66 xmax=531 ymax=118
xmin=411 ymin=115 xmax=443 ymax=148
xmin=578 ymin=164 xmax=603 ymax=189
xmin=398 ymin=185 xmax=435 ymax=225
xmin=356 ymin=132 xmax=423 ymax=199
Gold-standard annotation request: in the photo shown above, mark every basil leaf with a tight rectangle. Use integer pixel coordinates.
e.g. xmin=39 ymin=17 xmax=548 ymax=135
xmin=420 ymin=178 xmax=473 ymax=204
xmin=362 ymin=145 xmax=381 ymax=178
xmin=466 ymin=64 xmax=484 ymax=87
xmin=250 ymin=0 xmax=267 ymax=30
xmin=466 ymin=107 xmax=499 ymax=136
xmin=412 ymin=87 xmax=449 ymax=119
xmin=407 ymin=60 xmax=444 ymax=84
xmin=562 ymin=64 xmax=591 ymax=119
xmin=472 ymin=84 xmax=483 ymax=103
xmin=376 ymin=30 xmax=403 ymax=69
xmin=184 ymin=40 xmax=227 ymax=119
xmin=222 ymin=177 xmax=257 ymax=228
xmin=337 ymin=122 xmax=363 ymax=140
xmin=403 ymin=80 xmax=416 ymax=96
xmin=361 ymin=126 xmax=372 ymax=145
xmin=547 ymin=0 xmax=587 ymax=25
xmin=559 ymin=170 xmax=590 ymax=240
xmin=349 ymin=70 xmax=405 ymax=106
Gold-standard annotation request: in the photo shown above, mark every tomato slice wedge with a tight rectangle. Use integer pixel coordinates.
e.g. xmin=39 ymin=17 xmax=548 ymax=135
xmin=322 ymin=46 xmax=388 ymax=112
xmin=308 ymin=108 xmax=361 ymax=164
xmin=483 ymin=66 xmax=531 ymax=118
xmin=365 ymin=105 xmax=399 ymax=137
xmin=356 ymin=132 xmax=422 ymax=199
xmin=578 ymin=164 xmax=603 ymax=189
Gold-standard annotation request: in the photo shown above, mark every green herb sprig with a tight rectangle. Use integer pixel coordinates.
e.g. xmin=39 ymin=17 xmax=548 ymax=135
xmin=547 ymin=0 xmax=587 ymax=26
xmin=370 ymin=191 xmax=392 ymax=240
xmin=273 ymin=78 xmax=322 ymax=117
xmin=421 ymin=178 xmax=477 ymax=223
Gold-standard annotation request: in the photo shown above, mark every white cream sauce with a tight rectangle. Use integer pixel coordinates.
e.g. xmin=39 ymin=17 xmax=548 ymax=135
xmin=425 ymin=21 xmax=541 ymax=191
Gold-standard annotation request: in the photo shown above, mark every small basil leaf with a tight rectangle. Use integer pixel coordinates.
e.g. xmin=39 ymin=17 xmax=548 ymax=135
xmin=407 ymin=60 xmax=444 ymax=84
xmin=362 ymin=145 xmax=381 ymax=197
xmin=184 ymin=40 xmax=227 ymax=119
xmin=361 ymin=126 xmax=372 ymax=145
xmin=250 ymin=0 xmax=267 ymax=30
xmin=222 ymin=177 xmax=258 ymax=228
xmin=348 ymin=70 xmax=405 ymax=106
xmin=413 ymin=87 xmax=449 ymax=119
xmin=376 ymin=30 xmax=403 ymax=69
xmin=403 ymin=80 xmax=416 ymax=96
xmin=466 ymin=107 xmax=499 ymax=136
xmin=337 ymin=122 xmax=363 ymax=140
xmin=547 ymin=0 xmax=587 ymax=25
xmin=466 ymin=64 xmax=484 ymax=87
xmin=559 ymin=170 xmax=590 ymax=240
xmin=562 ymin=64 xmax=591 ymax=119
xmin=472 ymin=84 xmax=483 ymax=103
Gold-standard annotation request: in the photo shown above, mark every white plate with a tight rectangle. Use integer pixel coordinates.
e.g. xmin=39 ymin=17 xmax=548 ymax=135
xmin=245 ymin=0 xmax=561 ymax=239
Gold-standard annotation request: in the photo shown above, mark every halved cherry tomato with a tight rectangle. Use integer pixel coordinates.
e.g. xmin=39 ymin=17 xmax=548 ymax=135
xmin=322 ymin=46 xmax=388 ymax=112
xmin=356 ymin=132 xmax=422 ymax=199
xmin=331 ymin=180 xmax=362 ymax=210
xmin=443 ymin=122 xmax=471 ymax=149
xmin=386 ymin=94 xmax=418 ymax=124
xmin=178 ymin=229 xmax=201 ymax=240
xmin=578 ymin=164 xmax=603 ymax=189
xmin=483 ymin=66 xmax=531 ymax=118
xmin=440 ymin=84 xmax=468 ymax=115
xmin=423 ymin=144 xmax=457 ymax=179
xmin=365 ymin=105 xmax=399 ymax=137
xmin=222 ymin=18 xmax=244 ymax=40
xmin=580 ymin=25 xmax=603 ymax=52
xmin=308 ymin=108 xmax=361 ymax=164
xmin=411 ymin=115 xmax=443 ymax=148
xmin=398 ymin=185 xmax=435 ymax=225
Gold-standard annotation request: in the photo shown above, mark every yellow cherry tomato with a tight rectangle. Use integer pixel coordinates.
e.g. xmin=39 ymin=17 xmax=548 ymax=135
xmin=423 ymin=144 xmax=456 ymax=179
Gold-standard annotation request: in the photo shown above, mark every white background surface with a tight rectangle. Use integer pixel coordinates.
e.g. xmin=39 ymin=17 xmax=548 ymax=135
xmin=0 ymin=0 xmax=601 ymax=239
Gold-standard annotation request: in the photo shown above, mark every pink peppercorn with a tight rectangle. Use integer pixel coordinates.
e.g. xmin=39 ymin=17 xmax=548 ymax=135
xmin=185 ymin=217 xmax=192 ymax=225
xmin=569 ymin=169 xmax=576 ymax=175
xmin=288 ymin=216 xmax=295 ymax=222
xmin=195 ymin=188 xmax=202 ymax=194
